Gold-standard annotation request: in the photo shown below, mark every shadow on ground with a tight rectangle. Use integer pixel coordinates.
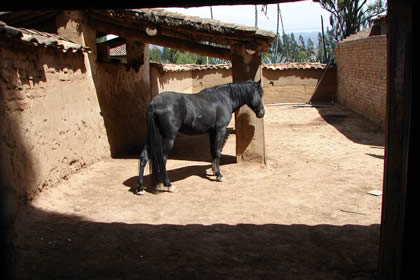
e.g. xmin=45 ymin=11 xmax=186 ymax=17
xmin=14 ymin=207 xmax=380 ymax=280
xmin=315 ymin=105 xmax=384 ymax=147
xmin=121 ymin=128 xmax=237 ymax=194
xmin=123 ymin=156 xmax=235 ymax=195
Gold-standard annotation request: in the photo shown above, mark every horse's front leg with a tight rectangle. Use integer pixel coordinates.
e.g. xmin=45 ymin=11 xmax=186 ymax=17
xmin=137 ymin=145 xmax=148 ymax=195
xmin=209 ymin=127 xmax=226 ymax=182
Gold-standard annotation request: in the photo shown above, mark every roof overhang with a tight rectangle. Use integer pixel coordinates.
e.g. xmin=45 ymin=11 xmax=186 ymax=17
xmin=1 ymin=8 xmax=277 ymax=61
xmin=89 ymin=9 xmax=275 ymax=61
xmin=0 ymin=20 xmax=90 ymax=53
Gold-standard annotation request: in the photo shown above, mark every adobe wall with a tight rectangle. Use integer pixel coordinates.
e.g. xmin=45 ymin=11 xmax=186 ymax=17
xmin=335 ymin=35 xmax=387 ymax=129
xmin=151 ymin=65 xmax=335 ymax=104
xmin=150 ymin=64 xmax=193 ymax=94
xmin=1 ymin=10 xmax=153 ymax=204
xmin=262 ymin=68 xmax=336 ymax=104
xmin=95 ymin=59 xmax=152 ymax=156
xmin=192 ymin=68 xmax=232 ymax=92
xmin=0 ymin=41 xmax=110 ymax=201
xmin=150 ymin=65 xmax=232 ymax=95
xmin=56 ymin=10 xmax=152 ymax=156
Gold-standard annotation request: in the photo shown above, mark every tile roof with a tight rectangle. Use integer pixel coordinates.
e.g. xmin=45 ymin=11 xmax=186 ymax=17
xmin=262 ymin=62 xmax=327 ymax=70
xmin=154 ymin=63 xmax=232 ymax=72
xmin=151 ymin=62 xmax=327 ymax=72
xmin=128 ymin=8 xmax=276 ymax=39
xmin=90 ymin=9 xmax=275 ymax=49
xmin=110 ymin=44 xmax=126 ymax=56
xmin=0 ymin=20 xmax=90 ymax=53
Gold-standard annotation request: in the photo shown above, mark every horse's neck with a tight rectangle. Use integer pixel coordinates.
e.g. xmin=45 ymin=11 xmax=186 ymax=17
xmin=229 ymin=85 xmax=250 ymax=112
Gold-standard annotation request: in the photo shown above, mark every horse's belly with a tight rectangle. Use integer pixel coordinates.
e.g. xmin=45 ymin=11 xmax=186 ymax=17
xmin=181 ymin=109 xmax=214 ymax=135
xmin=179 ymin=124 xmax=209 ymax=135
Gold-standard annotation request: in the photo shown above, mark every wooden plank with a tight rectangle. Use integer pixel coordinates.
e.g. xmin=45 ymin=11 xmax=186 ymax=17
xmin=377 ymin=1 xmax=412 ymax=279
xmin=88 ymin=1 xmax=302 ymax=9
xmin=97 ymin=36 xmax=126 ymax=48
xmin=90 ymin=18 xmax=232 ymax=61
xmin=88 ymin=10 xmax=273 ymax=52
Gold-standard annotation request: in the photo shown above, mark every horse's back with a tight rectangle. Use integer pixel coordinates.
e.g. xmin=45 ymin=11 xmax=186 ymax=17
xmin=149 ymin=90 xmax=231 ymax=135
xmin=151 ymin=91 xmax=184 ymax=107
xmin=148 ymin=92 xmax=187 ymax=135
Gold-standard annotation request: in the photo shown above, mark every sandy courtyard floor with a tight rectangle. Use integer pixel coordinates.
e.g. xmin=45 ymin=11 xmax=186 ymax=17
xmin=15 ymin=104 xmax=385 ymax=279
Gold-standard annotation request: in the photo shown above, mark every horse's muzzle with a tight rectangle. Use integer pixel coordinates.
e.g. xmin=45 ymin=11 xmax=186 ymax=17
xmin=256 ymin=109 xmax=265 ymax=118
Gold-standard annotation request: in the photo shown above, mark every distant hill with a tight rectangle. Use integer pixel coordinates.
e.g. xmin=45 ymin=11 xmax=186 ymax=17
xmin=294 ymin=31 xmax=319 ymax=45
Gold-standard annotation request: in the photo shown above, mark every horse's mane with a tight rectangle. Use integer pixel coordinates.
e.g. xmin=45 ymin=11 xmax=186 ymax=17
xmin=200 ymin=81 xmax=259 ymax=105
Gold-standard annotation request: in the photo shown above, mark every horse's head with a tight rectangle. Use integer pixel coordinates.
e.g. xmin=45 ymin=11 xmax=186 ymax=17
xmin=249 ymin=79 xmax=265 ymax=118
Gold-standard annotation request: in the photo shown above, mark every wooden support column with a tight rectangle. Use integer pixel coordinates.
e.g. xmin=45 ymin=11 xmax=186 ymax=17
xmin=126 ymin=40 xmax=145 ymax=72
xmin=377 ymin=1 xmax=412 ymax=279
xmin=231 ymin=45 xmax=266 ymax=164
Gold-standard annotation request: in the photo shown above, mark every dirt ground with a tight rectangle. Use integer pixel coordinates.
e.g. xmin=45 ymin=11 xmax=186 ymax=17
xmin=14 ymin=104 xmax=384 ymax=279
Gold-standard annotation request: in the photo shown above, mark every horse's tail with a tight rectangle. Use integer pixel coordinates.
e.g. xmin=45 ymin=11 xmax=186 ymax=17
xmin=146 ymin=104 xmax=165 ymax=185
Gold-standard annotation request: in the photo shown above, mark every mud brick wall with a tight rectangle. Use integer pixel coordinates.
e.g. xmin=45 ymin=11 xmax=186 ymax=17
xmin=335 ymin=35 xmax=387 ymax=129
xmin=150 ymin=65 xmax=336 ymax=105
xmin=95 ymin=59 xmax=152 ymax=157
xmin=262 ymin=67 xmax=336 ymax=104
xmin=0 ymin=41 xmax=110 ymax=201
xmin=150 ymin=64 xmax=232 ymax=95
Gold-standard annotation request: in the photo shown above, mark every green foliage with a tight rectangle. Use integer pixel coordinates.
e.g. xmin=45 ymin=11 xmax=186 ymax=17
xmin=316 ymin=29 xmax=337 ymax=63
xmin=149 ymin=46 xmax=162 ymax=63
xmin=263 ymin=33 xmax=318 ymax=63
xmin=319 ymin=0 xmax=387 ymax=40
xmin=149 ymin=1 xmax=386 ymax=65
xmin=149 ymin=46 xmax=229 ymax=65
xmin=174 ymin=50 xmax=205 ymax=64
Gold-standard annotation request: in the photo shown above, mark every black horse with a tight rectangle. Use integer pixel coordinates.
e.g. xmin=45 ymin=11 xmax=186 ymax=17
xmin=136 ymin=80 xmax=265 ymax=195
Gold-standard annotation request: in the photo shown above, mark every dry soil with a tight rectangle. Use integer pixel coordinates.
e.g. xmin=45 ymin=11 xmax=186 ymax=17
xmin=15 ymin=104 xmax=384 ymax=279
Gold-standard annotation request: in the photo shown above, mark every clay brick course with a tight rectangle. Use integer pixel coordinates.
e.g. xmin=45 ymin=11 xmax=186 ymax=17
xmin=336 ymin=34 xmax=387 ymax=129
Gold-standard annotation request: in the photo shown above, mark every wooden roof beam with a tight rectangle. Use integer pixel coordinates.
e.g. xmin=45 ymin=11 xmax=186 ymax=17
xmin=91 ymin=18 xmax=232 ymax=61
xmin=97 ymin=36 xmax=126 ymax=48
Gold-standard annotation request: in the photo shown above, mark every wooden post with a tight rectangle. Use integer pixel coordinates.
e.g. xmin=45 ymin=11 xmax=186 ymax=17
xmin=97 ymin=44 xmax=110 ymax=62
xmin=231 ymin=44 xmax=266 ymax=164
xmin=126 ymin=40 xmax=145 ymax=72
xmin=377 ymin=1 xmax=412 ymax=279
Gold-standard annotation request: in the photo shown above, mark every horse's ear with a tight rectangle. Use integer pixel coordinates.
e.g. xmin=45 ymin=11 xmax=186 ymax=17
xmin=256 ymin=79 xmax=261 ymax=87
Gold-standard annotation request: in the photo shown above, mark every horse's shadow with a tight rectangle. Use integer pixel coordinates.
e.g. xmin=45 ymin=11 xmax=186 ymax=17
xmin=123 ymin=154 xmax=236 ymax=194
xmin=123 ymin=165 xmax=209 ymax=194
xmin=124 ymin=128 xmax=236 ymax=194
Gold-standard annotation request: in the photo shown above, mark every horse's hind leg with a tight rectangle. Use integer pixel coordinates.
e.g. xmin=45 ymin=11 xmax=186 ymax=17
xmin=209 ymin=127 xmax=226 ymax=182
xmin=161 ymin=136 xmax=176 ymax=192
xmin=136 ymin=145 xmax=148 ymax=195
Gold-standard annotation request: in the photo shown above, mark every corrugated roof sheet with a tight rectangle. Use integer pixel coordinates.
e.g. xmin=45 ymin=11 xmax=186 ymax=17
xmin=151 ymin=62 xmax=327 ymax=72
xmin=0 ymin=20 xmax=90 ymax=53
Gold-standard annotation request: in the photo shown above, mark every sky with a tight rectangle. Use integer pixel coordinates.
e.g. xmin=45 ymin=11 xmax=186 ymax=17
xmin=163 ymin=0 xmax=332 ymax=34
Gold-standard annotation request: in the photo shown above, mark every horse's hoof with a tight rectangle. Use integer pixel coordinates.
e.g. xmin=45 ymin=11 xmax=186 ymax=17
xmin=216 ymin=176 xmax=224 ymax=182
xmin=136 ymin=190 xmax=145 ymax=195
xmin=167 ymin=185 xmax=176 ymax=193
xmin=156 ymin=183 xmax=165 ymax=191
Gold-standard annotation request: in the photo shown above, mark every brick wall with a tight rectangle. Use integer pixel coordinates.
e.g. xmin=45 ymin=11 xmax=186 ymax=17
xmin=335 ymin=34 xmax=387 ymax=129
